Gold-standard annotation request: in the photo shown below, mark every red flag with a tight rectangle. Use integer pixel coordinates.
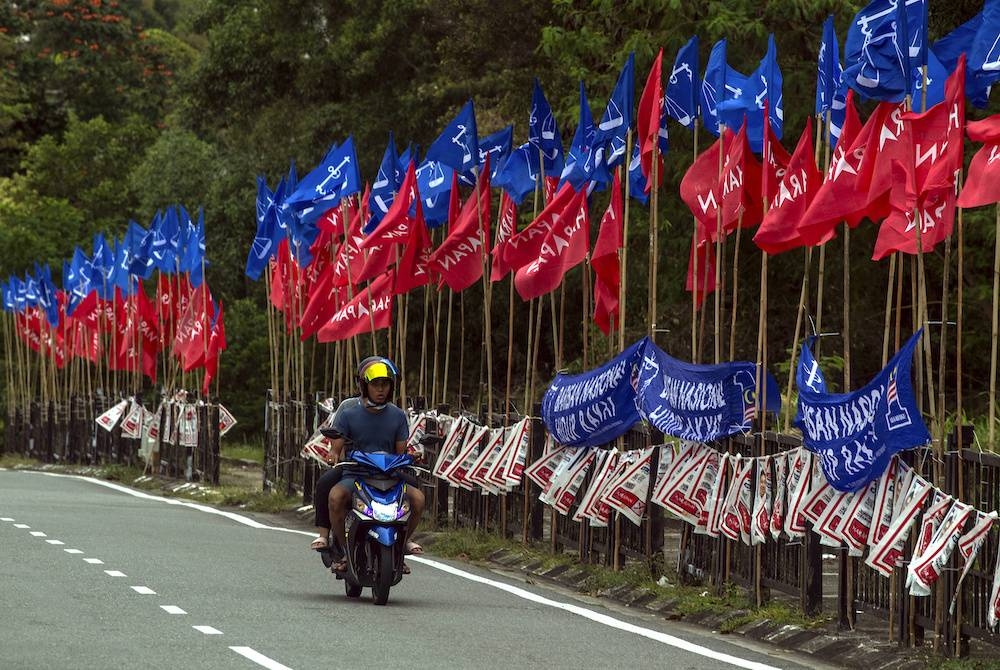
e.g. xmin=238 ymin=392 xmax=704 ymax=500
xmin=316 ymin=194 xmax=354 ymax=237
xmin=361 ymin=160 xmax=417 ymax=248
xmin=136 ymin=284 xmax=160 ymax=382
xmin=685 ymin=237 xmax=717 ymax=310
xmin=331 ymin=205 xmax=367 ymax=289
xmin=592 ymin=171 xmax=623 ymax=335
xmin=69 ymin=290 xmax=100 ymax=327
xmin=857 ymin=100 xmax=909 ymax=206
xmin=110 ymin=289 xmax=138 ymax=373
xmin=719 ymin=120 xmax=763 ymax=234
xmin=754 ymin=119 xmax=822 ymax=255
xmin=762 ymin=103 xmax=791 ymax=203
xmin=680 ymin=135 xmax=725 ymax=242
xmin=317 ymin=270 xmax=395 ymax=343
xmin=490 ymin=192 xmax=518 ymax=282
xmin=268 ymin=240 xmax=291 ymax=311
xmin=872 ymin=161 xmax=956 ymax=261
xmin=428 ymin=167 xmax=491 ymax=292
xmin=636 ymin=48 xmax=664 ymax=188
xmin=202 ymin=303 xmax=227 ymax=395
xmin=503 ymin=181 xmax=575 ymax=272
xmin=173 ymin=283 xmax=211 ymax=371
xmin=513 ymin=187 xmax=589 ymax=301
xmin=299 ymin=263 xmax=343 ymax=340
xmin=799 ymin=92 xmax=883 ymax=245
xmin=958 ymin=115 xmax=1000 ymax=208
xmin=394 ymin=199 xmax=433 ymax=295
xmin=902 ymin=56 xmax=965 ymax=195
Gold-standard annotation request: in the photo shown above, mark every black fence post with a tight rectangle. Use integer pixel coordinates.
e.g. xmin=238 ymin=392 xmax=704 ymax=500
xmin=802 ymin=523 xmax=824 ymax=616
xmin=527 ymin=403 xmax=545 ymax=542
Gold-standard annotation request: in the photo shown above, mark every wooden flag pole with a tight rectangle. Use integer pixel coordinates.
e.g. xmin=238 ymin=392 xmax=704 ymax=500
xmin=881 ymin=254 xmax=896 ymax=367
xmin=713 ymin=125 xmax=726 ymax=364
xmin=956 ymin=196 xmax=966 ymax=427
xmin=648 ymin=144 xmax=660 ymax=343
xmin=783 ymin=248 xmax=812 ymax=431
xmin=475 ymin=169 xmax=494 ymax=425
xmin=691 ymin=120 xmax=700 ymax=361
xmin=728 ymin=220 xmax=743 ymax=361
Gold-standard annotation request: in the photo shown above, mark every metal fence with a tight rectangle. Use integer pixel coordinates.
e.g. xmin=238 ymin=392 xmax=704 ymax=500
xmin=274 ymin=401 xmax=1000 ymax=656
xmin=2 ymin=396 xmax=222 ymax=484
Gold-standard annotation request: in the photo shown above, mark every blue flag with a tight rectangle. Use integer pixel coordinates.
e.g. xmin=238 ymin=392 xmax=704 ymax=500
xmin=285 ymin=137 xmax=362 ymax=211
xmin=719 ymin=34 xmax=782 ymax=153
xmin=560 ymin=81 xmax=610 ymax=191
xmin=701 ymin=39 xmax=750 ymax=136
xmin=368 ymin=133 xmax=400 ymax=229
xmin=666 ymin=37 xmax=700 ymax=128
xmin=594 ymin=52 xmax=635 ymax=169
xmin=529 ymin=79 xmax=565 ymax=176
xmin=426 ymin=100 xmax=479 ymax=174
xmin=627 ymin=142 xmax=649 ymax=205
xmin=843 ymin=0 xmax=928 ymax=102
xmin=180 ymin=207 xmax=207 ymax=287
xmin=541 ymin=339 xmax=646 ymax=448
xmin=245 ymin=177 xmax=284 ymax=280
xmin=415 ymin=159 xmax=454 ymax=228
xmin=795 ymin=330 xmax=930 ymax=492
xmin=478 ymin=125 xmax=513 ymax=179
xmin=493 ymin=142 xmax=539 ymax=205
xmin=933 ymin=13 xmax=997 ymax=108
xmin=969 ymin=1 xmax=1000 ymax=107
xmin=816 ymin=16 xmax=842 ymax=115
xmin=635 ymin=339 xmax=782 ymax=442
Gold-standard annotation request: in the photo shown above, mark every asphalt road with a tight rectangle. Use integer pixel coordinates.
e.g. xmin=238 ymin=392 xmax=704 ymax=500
xmin=0 ymin=468 xmax=832 ymax=670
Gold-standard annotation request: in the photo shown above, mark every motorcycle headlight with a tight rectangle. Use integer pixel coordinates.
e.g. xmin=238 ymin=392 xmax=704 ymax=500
xmin=371 ymin=500 xmax=399 ymax=522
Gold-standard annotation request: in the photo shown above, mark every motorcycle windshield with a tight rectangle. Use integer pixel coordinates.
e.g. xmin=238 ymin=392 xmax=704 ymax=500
xmin=348 ymin=450 xmax=413 ymax=473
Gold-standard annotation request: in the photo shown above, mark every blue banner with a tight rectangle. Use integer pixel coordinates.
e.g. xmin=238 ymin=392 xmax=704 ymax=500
xmin=542 ymin=338 xmax=782 ymax=447
xmin=541 ymin=339 xmax=645 ymax=448
xmin=795 ymin=330 xmax=930 ymax=492
xmin=635 ymin=341 xmax=781 ymax=442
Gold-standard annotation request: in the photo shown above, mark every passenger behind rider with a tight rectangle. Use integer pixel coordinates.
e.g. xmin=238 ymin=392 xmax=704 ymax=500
xmin=309 ymin=357 xmax=425 ymax=572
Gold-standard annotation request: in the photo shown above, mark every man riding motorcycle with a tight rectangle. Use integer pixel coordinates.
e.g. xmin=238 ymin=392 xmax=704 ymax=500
xmin=311 ymin=356 xmax=425 ymax=573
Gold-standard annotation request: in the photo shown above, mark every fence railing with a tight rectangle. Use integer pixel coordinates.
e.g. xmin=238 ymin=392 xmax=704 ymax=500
xmin=266 ymin=398 xmax=1000 ymax=656
xmin=2 ymin=396 xmax=222 ymax=484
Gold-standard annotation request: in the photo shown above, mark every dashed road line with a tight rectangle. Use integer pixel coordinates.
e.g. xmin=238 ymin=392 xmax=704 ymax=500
xmin=13 ymin=523 xmax=29 ymax=528
xmin=104 ymin=570 xmax=126 ymax=577
xmin=29 ymin=531 xmax=47 ymax=537
xmin=160 ymin=605 xmax=187 ymax=615
xmin=45 ymin=539 xmax=65 ymax=545
xmin=131 ymin=586 xmax=156 ymax=595
xmin=83 ymin=558 xmax=104 ymax=564
xmin=64 ymin=549 xmax=84 ymax=554
xmin=229 ymin=646 xmax=295 ymax=670
xmin=193 ymin=625 xmax=223 ymax=635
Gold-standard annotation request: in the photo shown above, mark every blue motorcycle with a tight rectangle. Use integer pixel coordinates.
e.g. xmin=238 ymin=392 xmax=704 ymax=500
xmin=321 ymin=450 xmax=419 ymax=605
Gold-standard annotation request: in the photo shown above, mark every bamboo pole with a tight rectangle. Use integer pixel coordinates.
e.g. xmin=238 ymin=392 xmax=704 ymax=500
xmin=990 ymin=205 xmax=1000 ymax=448
xmin=620 ymin=130 xmax=633 ymax=354
xmin=648 ymin=146 xmax=659 ymax=342
xmin=728 ymin=221 xmax=744 ymax=361
xmin=691 ymin=121 xmax=700 ymax=361
xmin=783 ymin=248 xmax=812 ymax=431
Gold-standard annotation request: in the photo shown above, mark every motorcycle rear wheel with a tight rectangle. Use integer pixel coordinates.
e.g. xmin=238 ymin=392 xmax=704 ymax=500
xmin=372 ymin=543 xmax=394 ymax=606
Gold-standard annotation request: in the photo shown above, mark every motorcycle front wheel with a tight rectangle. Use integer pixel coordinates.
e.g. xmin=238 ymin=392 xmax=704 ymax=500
xmin=372 ymin=543 xmax=394 ymax=606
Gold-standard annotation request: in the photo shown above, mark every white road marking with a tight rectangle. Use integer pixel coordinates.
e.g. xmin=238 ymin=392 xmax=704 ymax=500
xmin=229 ymin=646 xmax=295 ymax=670
xmin=1 ymin=517 xmax=14 ymax=521
xmin=104 ymin=570 xmax=126 ymax=577
xmin=160 ymin=605 xmax=187 ymax=615
xmin=13 ymin=523 xmax=30 ymax=528
xmin=21 ymin=469 xmax=781 ymax=670
xmin=64 ymin=549 xmax=84 ymax=554
xmin=193 ymin=625 xmax=223 ymax=635
xmin=84 ymin=558 xmax=104 ymax=564
xmin=29 ymin=531 xmax=46 ymax=537
xmin=131 ymin=586 xmax=156 ymax=595
xmin=45 ymin=539 xmax=65 ymax=545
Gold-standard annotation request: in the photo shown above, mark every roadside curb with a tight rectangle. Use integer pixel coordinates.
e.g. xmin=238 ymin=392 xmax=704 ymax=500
xmin=484 ymin=546 xmax=925 ymax=670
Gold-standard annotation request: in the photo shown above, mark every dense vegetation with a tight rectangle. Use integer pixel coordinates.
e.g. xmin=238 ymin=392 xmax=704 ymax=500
xmin=2 ymin=0 xmax=996 ymax=441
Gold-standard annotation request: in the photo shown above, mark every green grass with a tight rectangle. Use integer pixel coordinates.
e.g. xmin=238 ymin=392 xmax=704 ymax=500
xmin=0 ymin=454 xmax=40 ymax=468
xmin=220 ymin=443 xmax=264 ymax=464
xmin=425 ymin=528 xmax=523 ymax=562
xmin=925 ymin=659 xmax=1000 ymax=670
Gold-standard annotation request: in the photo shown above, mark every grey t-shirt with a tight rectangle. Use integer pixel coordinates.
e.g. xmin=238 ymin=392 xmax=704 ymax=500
xmin=332 ymin=398 xmax=408 ymax=454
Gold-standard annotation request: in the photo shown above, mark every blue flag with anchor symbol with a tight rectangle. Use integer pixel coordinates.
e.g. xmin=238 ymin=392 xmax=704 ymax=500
xmin=426 ymin=99 xmax=479 ymax=175
xmin=284 ymin=137 xmax=362 ymax=212
xmin=415 ymin=159 xmax=454 ymax=228
xmin=494 ymin=141 xmax=539 ymax=205
xmin=795 ymin=330 xmax=930 ymax=492
xmin=701 ymin=39 xmax=750 ymax=137
xmin=560 ymin=81 xmax=611 ymax=191
xmin=666 ymin=36 xmax=699 ymax=129
xmin=594 ymin=52 xmax=634 ymax=170
xmin=367 ymin=133 xmax=400 ymax=232
xmin=843 ymin=0 xmax=928 ymax=102
xmin=529 ymin=79 xmax=565 ymax=176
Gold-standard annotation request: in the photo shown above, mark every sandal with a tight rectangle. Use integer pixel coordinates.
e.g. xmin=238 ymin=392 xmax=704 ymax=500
xmin=333 ymin=559 xmax=348 ymax=573
xmin=402 ymin=562 xmax=411 ymax=575
xmin=310 ymin=536 xmax=329 ymax=551
xmin=405 ymin=540 xmax=423 ymax=555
